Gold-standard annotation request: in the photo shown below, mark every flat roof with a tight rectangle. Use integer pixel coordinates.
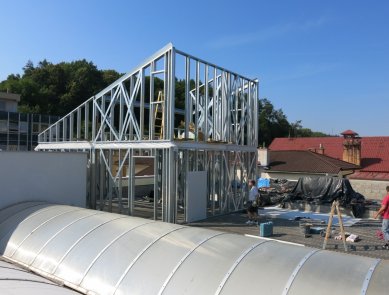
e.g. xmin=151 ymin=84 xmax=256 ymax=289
xmin=0 ymin=92 xmax=21 ymax=102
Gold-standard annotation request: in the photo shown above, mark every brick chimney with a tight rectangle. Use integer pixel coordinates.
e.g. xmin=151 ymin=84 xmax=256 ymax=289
xmin=341 ymin=130 xmax=361 ymax=166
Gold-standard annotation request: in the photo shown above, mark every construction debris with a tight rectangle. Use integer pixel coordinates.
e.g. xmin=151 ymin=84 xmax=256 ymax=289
xmin=258 ymin=176 xmax=366 ymax=218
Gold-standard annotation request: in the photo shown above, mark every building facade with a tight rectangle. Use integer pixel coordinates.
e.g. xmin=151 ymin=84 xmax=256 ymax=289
xmin=0 ymin=92 xmax=60 ymax=151
xmin=0 ymin=111 xmax=60 ymax=151
xmin=0 ymin=92 xmax=20 ymax=112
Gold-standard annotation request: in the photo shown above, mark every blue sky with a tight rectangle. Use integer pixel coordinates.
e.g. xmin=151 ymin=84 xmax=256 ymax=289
xmin=1 ymin=0 xmax=388 ymax=136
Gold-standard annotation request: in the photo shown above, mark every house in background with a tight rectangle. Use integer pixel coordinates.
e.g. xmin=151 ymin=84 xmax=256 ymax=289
xmin=0 ymin=92 xmax=20 ymax=112
xmin=264 ymin=130 xmax=389 ymax=200
xmin=0 ymin=92 xmax=60 ymax=151
xmin=259 ymin=150 xmax=360 ymax=180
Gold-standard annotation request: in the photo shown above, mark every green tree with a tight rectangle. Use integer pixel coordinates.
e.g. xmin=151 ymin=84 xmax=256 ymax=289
xmin=258 ymin=98 xmax=291 ymax=146
xmin=291 ymin=119 xmax=328 ymax=137
xmin=0 ymin=59 xmax=121 ymax=116
xmin=257 ymin=100 xmax=330 ymax=147
xmin=101 ymin=69 xmax=121 ymax=86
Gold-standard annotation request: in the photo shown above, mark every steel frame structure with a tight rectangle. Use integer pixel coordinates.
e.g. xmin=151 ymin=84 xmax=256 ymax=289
xmin=36 ymin=43 xmax=258 ymax=223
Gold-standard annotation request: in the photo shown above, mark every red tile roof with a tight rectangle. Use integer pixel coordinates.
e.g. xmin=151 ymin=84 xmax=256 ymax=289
xmin=268 ymin=150 xmax=360 ymax=174
xmin=269 ymin=136 xmax=389 ymax=180
xmin=269 ymin=137 xmax=344 ymax=159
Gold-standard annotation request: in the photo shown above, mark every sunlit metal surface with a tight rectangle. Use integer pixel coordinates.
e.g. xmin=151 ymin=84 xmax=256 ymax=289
xmin=0 ymin=202 xmax=387 ymax=295
xmin=0 ymin=259 xmax=80 ymax=295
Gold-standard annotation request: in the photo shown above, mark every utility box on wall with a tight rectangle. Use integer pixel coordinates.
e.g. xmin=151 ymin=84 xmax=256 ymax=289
xmin=0 ymin=152 xmax=87 ymax=209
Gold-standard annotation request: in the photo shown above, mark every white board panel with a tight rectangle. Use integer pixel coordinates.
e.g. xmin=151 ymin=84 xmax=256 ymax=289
xmin=0 ymin=152 xmax=87 ymax=209
xmin=186 ymin=171 xmax=207 ymax=222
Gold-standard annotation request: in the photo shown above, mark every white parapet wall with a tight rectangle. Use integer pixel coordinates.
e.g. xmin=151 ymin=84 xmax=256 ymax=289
xmin=0 ymin=152 xmax=87 ymax=209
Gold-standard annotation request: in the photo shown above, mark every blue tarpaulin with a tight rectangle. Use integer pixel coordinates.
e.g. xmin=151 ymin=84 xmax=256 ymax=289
xmin=257 ymin=178 xmax=270 ymax=188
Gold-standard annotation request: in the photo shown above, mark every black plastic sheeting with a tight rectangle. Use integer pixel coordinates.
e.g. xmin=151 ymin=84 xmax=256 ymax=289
xmin=287 ymin=176 xmax=365 ymax=217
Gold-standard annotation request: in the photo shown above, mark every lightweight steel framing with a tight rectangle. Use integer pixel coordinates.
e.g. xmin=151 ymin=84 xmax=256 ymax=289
xmin=36 ymin=43 xmax=258 ymax=223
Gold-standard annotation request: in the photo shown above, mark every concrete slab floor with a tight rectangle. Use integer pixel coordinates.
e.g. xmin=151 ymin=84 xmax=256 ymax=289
xmin=188 ymin=212 xmax=389 ymax=260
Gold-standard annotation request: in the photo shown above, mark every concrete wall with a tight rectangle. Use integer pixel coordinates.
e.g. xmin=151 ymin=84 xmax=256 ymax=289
xmin=349 ymin=179 xmax=389 ymax=201
xmin=0 ymin=152 xmax=87 ymax=209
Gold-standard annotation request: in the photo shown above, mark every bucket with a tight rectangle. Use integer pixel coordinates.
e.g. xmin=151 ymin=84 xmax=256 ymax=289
xmin=259 ymin=221 xmax=273 ymax=237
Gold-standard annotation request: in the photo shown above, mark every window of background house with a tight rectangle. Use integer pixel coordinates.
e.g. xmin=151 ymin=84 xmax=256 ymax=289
xmin=0 ymin=120 xmax=7 ymax=132
xmin=19 ymin=121 xmax=28 ymax=133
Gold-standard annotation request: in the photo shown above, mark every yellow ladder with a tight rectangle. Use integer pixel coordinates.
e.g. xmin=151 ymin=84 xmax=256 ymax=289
xmin=153 ymin=91 xmax=164 ymax=139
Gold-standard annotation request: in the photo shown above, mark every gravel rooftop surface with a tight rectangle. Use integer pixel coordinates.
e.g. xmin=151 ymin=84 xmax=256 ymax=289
xmin=189 ymin=211 xmax=389 ymax=260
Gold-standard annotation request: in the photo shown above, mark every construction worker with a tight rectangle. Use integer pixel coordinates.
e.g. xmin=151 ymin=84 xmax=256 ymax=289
xmin=246 ymin=179 xmax=259 ymax=225
xmin=374 ymin=186 xmax=389 ymax=249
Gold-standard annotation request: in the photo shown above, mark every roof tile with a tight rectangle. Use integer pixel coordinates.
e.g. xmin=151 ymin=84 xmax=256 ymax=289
xmin=269 ymin=136 xmax=389 ymax=179
xmin=268 ymin=150 xmax=359 ymax=174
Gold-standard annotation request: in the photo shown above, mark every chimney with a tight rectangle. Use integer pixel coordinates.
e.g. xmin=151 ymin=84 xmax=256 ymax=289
xmin=258 ymin=147 xmax=269 ymax=166
xmin=309 ymin=144 xmax=325 ymax=155
xmin=341 ymin=130 xmax=361 ymax=166
xmin=317 ymin=143 xmax=325 ymax=155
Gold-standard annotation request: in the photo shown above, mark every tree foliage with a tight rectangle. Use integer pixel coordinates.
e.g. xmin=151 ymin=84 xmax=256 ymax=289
xmin=258 ymin=98 xmax=289 ymax=146
xmin=258 ymin=99 xmax=329 ymax=147
xmin=0 ymin=59 xmax=121 ymax=115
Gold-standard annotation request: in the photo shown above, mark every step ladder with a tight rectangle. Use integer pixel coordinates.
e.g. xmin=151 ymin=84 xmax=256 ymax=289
xmin=322 ymin=200 xmax=348 ymax=252
xmin=152 ymin=91 xmax=164 ymax=139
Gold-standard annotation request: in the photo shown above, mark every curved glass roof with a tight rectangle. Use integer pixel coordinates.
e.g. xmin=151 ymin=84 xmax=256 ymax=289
xmin=0 ymin=202 xmax=387 ymax=295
